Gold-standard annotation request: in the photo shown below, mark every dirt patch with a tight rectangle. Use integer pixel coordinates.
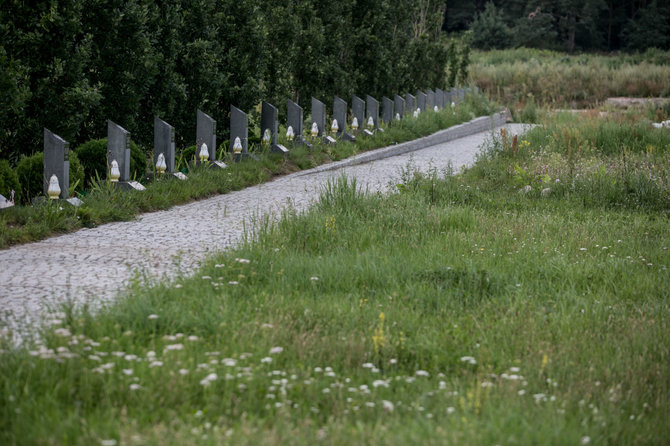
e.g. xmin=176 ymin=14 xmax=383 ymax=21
xmin=605 ymin=97 xmax=670 ymax=108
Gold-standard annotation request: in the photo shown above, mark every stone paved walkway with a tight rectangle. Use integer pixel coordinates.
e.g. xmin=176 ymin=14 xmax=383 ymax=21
xmin=0 ymin=123 xmax=531 ymax=340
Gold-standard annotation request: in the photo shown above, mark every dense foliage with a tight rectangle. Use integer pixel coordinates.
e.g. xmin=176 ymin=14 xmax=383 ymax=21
xmin=0 ymin=0 xmax=455 ymax=163
xmin=446 ymin=0 xmax=670 ymax=53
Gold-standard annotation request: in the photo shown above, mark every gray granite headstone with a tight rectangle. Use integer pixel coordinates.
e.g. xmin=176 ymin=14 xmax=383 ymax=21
xmin=230 ymin=105 xmax=257 ymax=161
xmin=416 ymin=91 xmax=427 ymax=112
xmin=311 ymin=97 xmax=326 ymax=138
xmin=154 ymin=117 xmax=175 ymax=173
xmin=196 ymin=110 xmax=216 ymax=166
xmin=366 ymin=95 xmax=379 ymax=130
xmin=426 ymin=89 xmax=435 ymax=110
xmin=261 ymin=101 xmax=288 ymax=154
xmin=352 ymin=95 xmax=365 ymax=133
xmin=333 ymin=96 xmax=355 ymax=141
xmin=394 ymin=95 xmax=405 ymax=119
xmin=458 ymin=88 xmax=466 ymax=102
xmin=436 ymin=88 xmax=445 ymax=109
xmin=381 ymin=96 xmax=393 ymax=125
xmin=405 ymin=93 xmax=415 ymax=113
xmin=43 ymin=128 xmax=69 ymax=199
xmin=107 ymin=120 xmax=130 ymax=182
xmin=107 ymin=121 xmax=145 ymax=191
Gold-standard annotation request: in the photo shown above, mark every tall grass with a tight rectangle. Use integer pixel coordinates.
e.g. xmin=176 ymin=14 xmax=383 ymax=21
xmin=1 ymin=114 xmax=668 ymax=444
xmin=470 ymin=48 xmax=670 ymax=107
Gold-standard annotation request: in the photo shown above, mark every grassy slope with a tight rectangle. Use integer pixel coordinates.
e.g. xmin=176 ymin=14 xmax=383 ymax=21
xmin=1 ymin=115 xmax=669 ymax=445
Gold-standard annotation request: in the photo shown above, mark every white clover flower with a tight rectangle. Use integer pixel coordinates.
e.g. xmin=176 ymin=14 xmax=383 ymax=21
xmin=269 ymin=346 xmax=283 ymax=355
xmin=164 ymin=344 xmax=184 ymax=352
xmin=54 ymin=328 xmax=71 ymax=337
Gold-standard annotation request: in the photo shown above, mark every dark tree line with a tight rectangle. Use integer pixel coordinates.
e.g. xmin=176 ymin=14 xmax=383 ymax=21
xmin=0 ymin=0 xmax=456 ymax=162
xmin=444 ymin=0 xmax=670 ymax=52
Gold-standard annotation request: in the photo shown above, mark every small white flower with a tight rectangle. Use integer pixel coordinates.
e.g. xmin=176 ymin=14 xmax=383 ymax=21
xmin=415 ymin=370 xmax=430 ymax=377
xmin=101 ymin=440 xmax=117 ymax=446
xmin=149 ymin=361 xmax=163 ymax=368
xmin=382 ymin=400 xmax=394 ymax=412
xmin=261 ymin=357 xmax=273 ymax=364
xmin=179 ymin=368 xmax=189 ymax=375
xmin=446 ymin=407 xmax=455 ymax=414
xmin=581 ymin=436 xmax=591 ymax=445
xmin=310 ymin=276 xmax=319 ymax=281
xmin=389 ymin=358 xmax=397 ymax=365
xmin=147 ymin=314 xmax=159 ymax=320
xmin=214 ymin=264 xmax=225 ymax=268
xmin=129 ymin=383 xmax=141 ymax=391
xmin=509 ymin=367 xmax=520 ymax=373
xmin=235 ymin=258 xmax=251 ymax=264
xmin=269 ymin=346 xmax=283 ymax=355
xmin=373 ymin=379 xmax=389 ymax=388
xmin=228 ymin=281 xmax=239 ymax=285
xmin=518 ymin=389 xmax=526 ymax=396
xmin=122 ymin=369 xmax=133 ymax=376
xmin=365 ymin=402 xmax=375 ymax=408
xmin=164 ymin=343 xmax=184 ymax=352
xmin=362 ymin=362 xmax=375 ymax=369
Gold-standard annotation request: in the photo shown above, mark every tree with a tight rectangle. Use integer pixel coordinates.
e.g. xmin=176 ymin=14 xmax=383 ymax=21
xmin=621 ymin=2 xmax=670 ymax=50
xmin=470 ymin=2 xmax=513 ymax=50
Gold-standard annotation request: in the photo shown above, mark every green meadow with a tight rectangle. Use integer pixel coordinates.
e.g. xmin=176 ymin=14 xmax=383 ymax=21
xmin=1 ymin=109 xmax=668 ymax=444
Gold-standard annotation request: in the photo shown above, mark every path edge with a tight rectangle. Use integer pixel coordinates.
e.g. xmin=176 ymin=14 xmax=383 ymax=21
xmin=298 ymin=111 xmax=507 ymax=176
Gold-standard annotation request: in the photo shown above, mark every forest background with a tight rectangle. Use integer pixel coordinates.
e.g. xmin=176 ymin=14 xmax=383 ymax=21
xmin=1 ymin=0 xmax=669 ymax=164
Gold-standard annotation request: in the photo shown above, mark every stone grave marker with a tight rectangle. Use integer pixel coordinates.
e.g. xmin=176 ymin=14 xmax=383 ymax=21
xmin=405 ymin=93 xmax=416 ymax=114
xmin=196 ymin=110 xmax=225 ymax=168
xmin=311 ymin=97 xmax=335 ymax=144
xmin=352 ymin=95 xmax=365 ymax=134
xmin=43 ymin=128 xmax=69 ymax=200
xmin=333 ymin=96 xmax=355 ymax=141
xmin=230 ymin=105 xmax=254 ymax=162
xmin=287 ymin=99 xmax=311 ymax=147
xmin=394 ymin=94 xmax=405 ymax=120
xmin=261 ymin=101 xmax=288 ymax=154
xmin=365 ymin=95 xmax=379 ymax=135
xmin=107 ymin=120 xmax=145 ymax=191
xmin=436 ymin=88 xmax=445 ymax=109
xmin=154 ymin=117 xmax=187 ymax=180
xmin=426 ymin=89 xmax=435 ymax=110
xmin=382 ymin=96 xmax=394 ymax=125
xmin=416 ymin=91 xmax=427 ymax=113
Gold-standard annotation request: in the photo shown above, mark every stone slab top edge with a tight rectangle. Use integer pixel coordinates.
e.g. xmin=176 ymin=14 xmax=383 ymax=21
xmin=298 ymin=111 xmax=507 ymax=177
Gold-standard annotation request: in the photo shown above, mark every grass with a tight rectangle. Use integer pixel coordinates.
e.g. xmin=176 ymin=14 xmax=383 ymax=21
xmin=470 ymin=48 xmax=670 ymax=109
xmin=1 ymin=111 xmax=668 ymax=444
xmin=0 ymin=96 xmax=494 ymax=249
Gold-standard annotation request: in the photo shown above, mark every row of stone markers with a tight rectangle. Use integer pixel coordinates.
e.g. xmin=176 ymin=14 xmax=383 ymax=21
xmin=38 ymin=87 xmax=471 ymax=204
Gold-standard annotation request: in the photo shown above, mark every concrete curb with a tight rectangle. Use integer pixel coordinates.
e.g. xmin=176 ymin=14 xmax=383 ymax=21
xmin=298 ymin=111 xmax=507 ymax=176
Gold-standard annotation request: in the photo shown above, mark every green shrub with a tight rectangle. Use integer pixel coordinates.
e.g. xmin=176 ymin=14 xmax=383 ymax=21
xmin=14 ymin=152 xmax=85 ymax=203
xmin=74 ymin=138 xmax=147 ymax=187
xmin=0 ymin=159 xmax=20 ymax=203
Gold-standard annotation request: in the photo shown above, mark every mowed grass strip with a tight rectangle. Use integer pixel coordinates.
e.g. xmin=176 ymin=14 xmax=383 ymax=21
xmin=1 ymin=117 xmax=669 ymax=445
